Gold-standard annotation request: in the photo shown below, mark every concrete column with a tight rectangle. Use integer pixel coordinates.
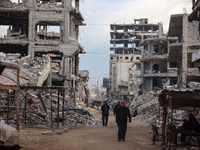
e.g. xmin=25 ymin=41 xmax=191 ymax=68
xmin=150 ymin=60 xmax=153 ymax=74
xmin=141 ymin=46 xmax=144 ymax=76
xmin=63 ymin=0 xmax=71 ymax=43
xmin=158 ymin=24 xmax=163 ymax=38
xmin=28 ymin=0 xmax=36 ymax=57
xmin=149 ymin=78 xmax=153 ymax=91
xmin=50 ymin=0 xmax=56 ymax=4
xmin=44 ymin=25 xmax=47 ymax=32
xmin=59 ymin=56 xmax=69 ymax=76
xmin=148 ymin=41 xmax=151 ymax=55
xmin=167 ymin=62 xmax=170 ymax=73
xmin=166 ymin=77 xmax=170 ymax=86
xmin=75 ymin=0 xmax=79 ymax=10
xmin=46 ymin=71 xmax=52 ymax=87
xmin=75 ymin=54 xmax=79 ymax=76
xmin=181 ymin=14 xmax=188 ymax=88
xmin=28 ymin=10 xmax=34 ymax=41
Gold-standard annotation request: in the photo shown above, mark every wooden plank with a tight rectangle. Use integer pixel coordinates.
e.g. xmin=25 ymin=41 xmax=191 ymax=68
xmin=16 ymin=68 xmax=20 ymax=132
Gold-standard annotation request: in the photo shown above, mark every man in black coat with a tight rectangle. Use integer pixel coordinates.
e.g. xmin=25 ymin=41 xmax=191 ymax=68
xmin=116 ymin=100 xmax=131 ymax=141
xmin=181 ymin=113 xmax=200 ymax=144
xmin=114 ymin=101 xmax=121 ymax=115
xmin=101 ymin=101 xmax=110 ymax=126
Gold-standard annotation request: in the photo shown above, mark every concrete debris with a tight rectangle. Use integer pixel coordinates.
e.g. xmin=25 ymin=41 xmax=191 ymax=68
xmin=0 ymin=55 xmax=50 ymax=86
xmin=0 ymin=89 xmax=99 ymax=128
xmin=188 ymin=82 xmax=200 ymax=88
xmin=130 ymin=90 xmax=161 ymax=123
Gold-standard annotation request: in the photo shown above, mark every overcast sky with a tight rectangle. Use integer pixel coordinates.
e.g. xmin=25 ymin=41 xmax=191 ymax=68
xmin=1 ymin=0 xmax=192 ymax=88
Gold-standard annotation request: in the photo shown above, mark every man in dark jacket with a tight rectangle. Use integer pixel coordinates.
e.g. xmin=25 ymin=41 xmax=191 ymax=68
xmin=101 ymin=101 xmax=110 ymax=126
xmin=114 ymin=101 xmax=121 ymax=115
xmin=116 ymin=100 xmax=131 ymax=141
xmin=181 ymin=113 xmax=200 ymax=144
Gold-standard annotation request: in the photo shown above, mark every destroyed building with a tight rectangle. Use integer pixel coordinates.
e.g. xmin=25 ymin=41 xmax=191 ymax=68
xmin=131 ymin=13 xmax=200 ymax=123
xmin=77 ymin=70 xmax=90 ymax=107
xmin=109 ymin=18 xmax=163 ymax=100
xmin=168 ymin=14 xmax=200 ymax=88
xmin=188 ymin=0 xmax=200 ymax=82
xmin=0 ymin=0 xmax=87 ymax=106
xmin=140 ymin=37 xmax=178 ymax=91
xmin=140 ymin=13 xmax=200 ymax=91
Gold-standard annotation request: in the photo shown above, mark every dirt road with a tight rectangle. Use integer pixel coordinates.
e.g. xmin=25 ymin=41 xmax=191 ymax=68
xmin=19 ymin=113 xmax=161 ymax=150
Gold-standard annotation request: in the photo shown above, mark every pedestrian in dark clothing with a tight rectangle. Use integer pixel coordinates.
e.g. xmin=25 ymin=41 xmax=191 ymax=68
xmin=116 ymin=100 xmax=131 ymax=141
xmin=181 ymin=113 xmax=200 ymax=145
xmin=133 ymin=110 xmax=138 ymax=117
xmin=114 ymin=101 xmax=122 ymax=127
xmin=114 ymin=101 xmax=121 ymax=115
xmin=101 ymin=101 xmax=110 ymax=126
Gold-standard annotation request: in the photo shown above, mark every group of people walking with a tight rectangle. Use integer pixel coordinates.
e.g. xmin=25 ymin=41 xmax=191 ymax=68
xmin=101 ymin=100 xmax=131 ymax=141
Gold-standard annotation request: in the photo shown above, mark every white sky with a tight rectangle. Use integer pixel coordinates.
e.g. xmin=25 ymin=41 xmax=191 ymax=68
xmin=0 ymin=0 xmax=193 ymax=88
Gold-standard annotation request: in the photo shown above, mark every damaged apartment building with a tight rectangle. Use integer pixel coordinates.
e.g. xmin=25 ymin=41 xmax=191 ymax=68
xmin=109 ymin=18 xmax=163 ymax=100
xmin=141 ymin=13 xmax=200 ymax=92
xmin=140 ymin=35 xmax=178 ymax=91
xmin=0 ymin=0 xmax=89 ymax=106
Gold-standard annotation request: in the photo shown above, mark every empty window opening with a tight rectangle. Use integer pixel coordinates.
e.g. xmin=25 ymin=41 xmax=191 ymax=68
xmin=170 ymin=62 xmax=177 ymax=68
xmin=116 ymin=44 xmax=124 ymax=47
xmin=0 ymin=25 xmax=27 ymax=39
xmin=36 ymin=0 xmax=62 ymax=5
xmin=10 ymin=0 xmax=22 ymax=4
xmin=116 ymin=29 xmax=124 ymax=32
xmin=36 ymin=25 xmax=60 ymax=41
xmin=136 ymin=57 xmax=140 ymax=60
xmin=153 ymin=64 xmax=167 ymax=73
xmin=0 ymin=26 xmax=9 ymax=38
xmin=153 ymin=78 xmax=165 ymax=89
xmin=128 ymin=43 xmax=133 ymax=48
xmin=115 ymin=49 xmax=123 ymax=54
xmin=170 ymin=77 xmax=177 ymax=85
xmin=125 ymin=57 xmax=129 ymax=60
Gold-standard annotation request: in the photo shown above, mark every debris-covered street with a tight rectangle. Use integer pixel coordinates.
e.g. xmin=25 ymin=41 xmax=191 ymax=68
xmin=19 ymin=114 xmax=160 ymax=150
xmin=1 ymin=0 xmax=200 ymax=150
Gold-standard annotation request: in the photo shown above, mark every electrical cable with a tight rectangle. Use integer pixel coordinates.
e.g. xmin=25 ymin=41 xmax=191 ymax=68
xmin=90 ymin=73 xmax=109 ymax=79
xmin=86 ymin=51 xmax=111 ymax=55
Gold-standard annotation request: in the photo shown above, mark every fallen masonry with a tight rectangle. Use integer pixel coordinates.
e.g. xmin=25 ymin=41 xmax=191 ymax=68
xmin=0 ymin=56 xmax=99 ymax=131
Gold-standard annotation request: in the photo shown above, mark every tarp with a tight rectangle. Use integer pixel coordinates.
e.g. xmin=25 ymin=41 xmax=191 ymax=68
xmin=158 ymin=89 xmax=200 ymax=111
xmin=0 ymin=122 xmax=19 ymax=146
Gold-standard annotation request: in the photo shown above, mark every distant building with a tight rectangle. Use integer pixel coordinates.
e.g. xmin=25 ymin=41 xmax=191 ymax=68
xmin=109 ymin=18 xmax=163 ymax=99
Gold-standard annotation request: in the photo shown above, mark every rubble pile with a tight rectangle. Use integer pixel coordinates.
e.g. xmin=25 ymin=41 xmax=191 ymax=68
xmin=130 ymin=90 xmax=161 ymax=122
xmin=0 ymin=55 xmax=50 ymax=86
xmin=0 ymin=55 xmax=94 ymax=128
xmin=188 ymin=81 xmax=200 ymax=88
xmin=0 ymin=89 xmax=100 ymax=128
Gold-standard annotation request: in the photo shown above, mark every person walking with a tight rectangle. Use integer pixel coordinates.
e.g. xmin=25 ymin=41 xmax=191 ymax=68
xmin=114 ymin=101 xmax=121 ymax=115
xmin=116 ymin=100 xmax=131 ymax=141
xmin=101 ymin=101 xmax=110 ymax=126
